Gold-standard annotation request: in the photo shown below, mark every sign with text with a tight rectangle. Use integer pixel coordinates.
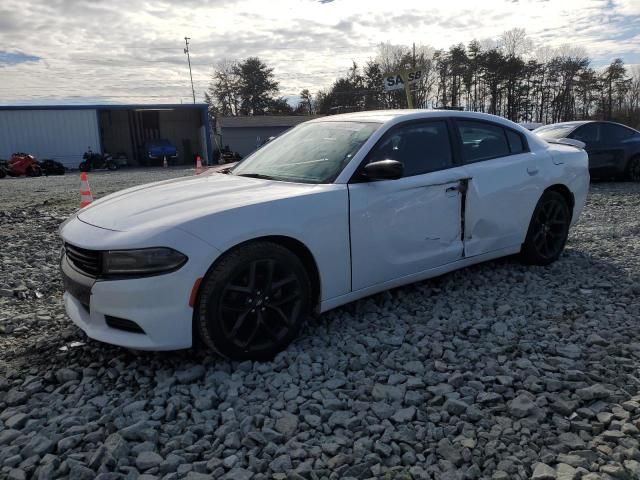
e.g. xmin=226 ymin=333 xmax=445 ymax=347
xmin=383 ymin=68 xmax=424 ymax=92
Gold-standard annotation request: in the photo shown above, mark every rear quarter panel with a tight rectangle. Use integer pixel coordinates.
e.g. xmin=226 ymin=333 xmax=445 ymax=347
xmin=545 ymin=144 xmax=590 ymax=225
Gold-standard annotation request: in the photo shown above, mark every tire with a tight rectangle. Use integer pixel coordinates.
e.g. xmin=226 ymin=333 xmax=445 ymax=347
xmin=79 ymin=162 xmax=90 ymax=172
xmin=627 ymin=155 xmax=640 ymax=182
xmin=521 ymin=191 xmax=571 ymax=266
xmin=26 ymin=165 xmax=41 ymax=177
xmin=0 ymin=168 xmax=5 ymax=179
xmin=196 ymin=241 xmax=311 ymax=360
xmin=107 ymin=161 xmax=118 ymax=171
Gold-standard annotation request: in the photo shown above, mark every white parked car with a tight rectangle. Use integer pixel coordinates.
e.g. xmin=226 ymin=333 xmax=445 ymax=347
xmin=60 ymin=110 xmax=589 ymax=359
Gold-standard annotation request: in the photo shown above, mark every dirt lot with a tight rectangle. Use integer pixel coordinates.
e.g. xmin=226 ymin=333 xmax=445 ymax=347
xmin=1 ymin=169 xmax=640 ymax=480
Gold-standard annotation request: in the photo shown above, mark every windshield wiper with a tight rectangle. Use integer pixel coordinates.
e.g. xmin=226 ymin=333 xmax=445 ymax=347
xmin=235 ymin=173 xmax=278 ymax=180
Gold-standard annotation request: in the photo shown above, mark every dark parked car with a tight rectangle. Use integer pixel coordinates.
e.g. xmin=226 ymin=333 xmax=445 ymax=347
xmin=534 ymin=121 xmax=640 ymax=181
xmin=144 ymin=139 xmax=178 ymax=165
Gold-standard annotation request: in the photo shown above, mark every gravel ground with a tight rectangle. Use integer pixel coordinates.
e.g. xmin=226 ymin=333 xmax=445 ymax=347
xmin=1 ymin=169 xmax=640 ymax=480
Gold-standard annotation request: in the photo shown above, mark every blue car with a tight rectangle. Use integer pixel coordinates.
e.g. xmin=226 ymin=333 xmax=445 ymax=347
xmin=144 ymin=139 xmax=178 ymax=165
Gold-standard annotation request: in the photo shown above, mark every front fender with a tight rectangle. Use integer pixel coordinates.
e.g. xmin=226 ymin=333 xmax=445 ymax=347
xmin=179 ymin=186 xmax=351 ymax=302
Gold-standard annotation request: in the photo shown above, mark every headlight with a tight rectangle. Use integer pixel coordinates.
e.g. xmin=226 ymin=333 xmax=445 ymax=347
xmin=102 ymin=248 xmax=187 ymax=276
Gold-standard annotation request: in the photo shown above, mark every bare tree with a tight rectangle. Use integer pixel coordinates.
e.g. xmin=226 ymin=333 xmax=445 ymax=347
xmin=299 ymin=89 xmax=314 ymax=114
xmin=206 ymin=59 xmax=241 ymax=116
xmin=499 ymin=28 xmax=533 ymax=58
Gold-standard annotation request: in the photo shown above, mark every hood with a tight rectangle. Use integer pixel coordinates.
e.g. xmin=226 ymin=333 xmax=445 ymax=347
xmin=77 ymin=173 xmax=318 ymax=232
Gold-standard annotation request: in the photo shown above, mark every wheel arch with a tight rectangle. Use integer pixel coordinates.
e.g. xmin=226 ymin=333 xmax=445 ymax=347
xmin=544 ymin=184 xmax=575 ymax=220
xmin=626 ymin=153 xmax=640 ymax=179
xmin=195 ymin=235 xmax=322 ymax=316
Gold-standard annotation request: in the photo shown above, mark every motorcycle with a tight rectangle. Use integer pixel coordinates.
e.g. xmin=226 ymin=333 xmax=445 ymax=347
xmin=6 ymin=153 xmax=42 ymax=177
xmin=79 ymin=148 xmax=118 ymax=172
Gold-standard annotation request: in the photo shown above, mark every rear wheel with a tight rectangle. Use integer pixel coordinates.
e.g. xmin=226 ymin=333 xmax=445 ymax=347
xmin=627 ymin=155 xmax=640 ymax=182
xmin=26 ymin=165 xmax=41 ymax=177
xmin=521 ymin=191 xmax=571 ymax=266
xmin=196 ymin=241 xmax=311 ymax=360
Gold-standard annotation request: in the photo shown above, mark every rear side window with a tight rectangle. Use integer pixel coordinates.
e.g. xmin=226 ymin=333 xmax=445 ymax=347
xmin=571 ymin=123 xmax=599 ymax=143
xmin=366 ymin=120 xmax=453 ymax=177
xmin=457 ymin=121 xmax=510 ymax=163
xmin=506 ymin=129 xmax=525 ymax=154
xmin=600 ymin=123 xmax=635 ymax=141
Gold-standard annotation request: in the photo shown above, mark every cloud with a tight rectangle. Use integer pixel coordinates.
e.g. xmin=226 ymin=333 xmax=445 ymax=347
xmin=0 ymin=0 xmax=638 ymax=103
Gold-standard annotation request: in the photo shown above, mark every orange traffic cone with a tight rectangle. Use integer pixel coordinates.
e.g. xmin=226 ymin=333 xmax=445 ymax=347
xmin=79 ymin=172 xmax=93 ymax=208
xmin=195 ymin=155 xmax=203 ymax=175
xmin=163 ymin=156 xmax=168 ymax=168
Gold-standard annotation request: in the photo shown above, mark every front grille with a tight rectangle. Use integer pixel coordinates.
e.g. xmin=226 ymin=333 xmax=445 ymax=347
xmin=65 ymin=243 xmax=102 ymax=277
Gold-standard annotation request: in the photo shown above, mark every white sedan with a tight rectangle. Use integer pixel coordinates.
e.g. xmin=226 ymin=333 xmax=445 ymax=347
xmin=60 ymin=110 xmax=589 ymax=359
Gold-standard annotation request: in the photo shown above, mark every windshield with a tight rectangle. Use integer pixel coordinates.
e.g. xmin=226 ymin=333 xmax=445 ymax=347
xmin=231 ymin=121 xmax=381 ymax=184
xmin=533 ymin=124 xmax=578 ymax=140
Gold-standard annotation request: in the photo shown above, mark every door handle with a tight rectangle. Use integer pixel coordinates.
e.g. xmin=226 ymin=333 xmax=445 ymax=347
xmin=527 ymin=167 xmax=539 ymax=175
xmin=445 ymin=180 xmax=469 ymax=196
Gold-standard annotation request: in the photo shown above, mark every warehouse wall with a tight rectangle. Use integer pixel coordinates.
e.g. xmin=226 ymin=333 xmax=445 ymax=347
xmin=221 ymin=126 xmax=290 ymax=157
xmin=0 ymin=109 xmax=100 ymax=168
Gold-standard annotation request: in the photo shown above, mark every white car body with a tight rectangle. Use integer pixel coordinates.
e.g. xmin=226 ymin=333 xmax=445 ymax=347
xmin=60 ymin=110 xmax=589 ymax=350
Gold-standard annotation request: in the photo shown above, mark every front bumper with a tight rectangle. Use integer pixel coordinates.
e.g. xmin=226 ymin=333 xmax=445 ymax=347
xmin=61 ymin=255 xmax=195 ymax=350
xmin=60 ymin=218 xmax=220 ymax=350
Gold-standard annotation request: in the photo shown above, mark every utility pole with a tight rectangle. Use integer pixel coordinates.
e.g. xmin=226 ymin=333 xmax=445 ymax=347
xmin=411 ymin=42 xmax=416 ymax=108
xmin=184 ymin=37 xmax=196 ymax=104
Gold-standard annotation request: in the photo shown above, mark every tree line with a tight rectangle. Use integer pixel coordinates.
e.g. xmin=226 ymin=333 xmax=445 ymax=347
xmin=205 ymin=29 xmax=640 ymax=128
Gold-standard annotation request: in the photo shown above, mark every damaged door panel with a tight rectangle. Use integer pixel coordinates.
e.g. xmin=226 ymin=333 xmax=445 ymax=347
xmin=463 ymin=153 xmax=543 ymax=257
xmin=348 ymin=168 xmax=466 ymax=291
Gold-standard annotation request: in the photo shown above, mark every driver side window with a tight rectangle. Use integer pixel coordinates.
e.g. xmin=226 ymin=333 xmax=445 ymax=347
xmin=366 ymin=121 xmax=453 ymax=177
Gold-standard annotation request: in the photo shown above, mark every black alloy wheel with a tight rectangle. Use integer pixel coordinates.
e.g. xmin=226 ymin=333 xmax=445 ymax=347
xmin=196 ymin=242 xmax=311 ymax=360
xmin=521 ymin=191 xmax=570 ymax=266
xmin=627 ymin=156 xmax=640 ymax=182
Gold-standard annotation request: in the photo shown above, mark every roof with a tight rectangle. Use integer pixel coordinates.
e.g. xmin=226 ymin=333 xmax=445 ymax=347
xmin=311 ymin=110 xmax=422 ymax=123
xmin=308 ymin=109 xmax=536 ymax=127
xmin=0 ymin=103 xmax=208 ymax=111
xmin=217 ymin=115 xmax=324 ymax=128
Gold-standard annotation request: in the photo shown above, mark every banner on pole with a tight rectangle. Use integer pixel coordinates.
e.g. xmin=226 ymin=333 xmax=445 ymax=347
xmin=383 ymin=68 xmax=423 ymax=92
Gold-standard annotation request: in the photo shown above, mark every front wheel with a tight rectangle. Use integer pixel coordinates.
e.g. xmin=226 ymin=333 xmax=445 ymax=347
xmin=196 ymin=242 xmax=311 ymax=360
xmin=627 ymin=156 xmax=640 ymax=182
xmin=521 ymin=191 xmax=571 ymax=266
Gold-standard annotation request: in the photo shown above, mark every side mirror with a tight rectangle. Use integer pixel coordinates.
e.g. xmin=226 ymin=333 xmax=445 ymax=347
xmin=362 ymin=159 xmax=403 ymax=180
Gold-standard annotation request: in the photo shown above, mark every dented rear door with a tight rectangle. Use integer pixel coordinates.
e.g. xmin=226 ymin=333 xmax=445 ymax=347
xmin=463 ymin=151 xmax=542 ymax=257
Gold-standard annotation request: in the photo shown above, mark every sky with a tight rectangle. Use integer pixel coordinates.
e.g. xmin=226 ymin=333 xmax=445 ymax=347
xmin=0 ymin=0 xmax=638 ymax=105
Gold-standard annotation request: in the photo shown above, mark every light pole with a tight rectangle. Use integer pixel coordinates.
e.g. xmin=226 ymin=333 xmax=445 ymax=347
xmin=184 ymin=37 xmax=196 ymax=104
